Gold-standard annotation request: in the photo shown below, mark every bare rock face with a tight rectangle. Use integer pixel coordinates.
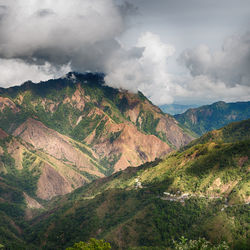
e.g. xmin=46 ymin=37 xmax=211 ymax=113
xmin=122 ymin=92 xmax=194 ymax=149
xmin=23 ymin=192 xmax=43 ymax=209
xmin=156 ymin=115 xmax=193 ymax=148
xmin=36 ymin=163 xmax=74 ymax=200
xmin=13 ymin=118 xmax=102 ymax=176
xmin=63 ymin=85 xmax=86 ymax=111
xmin=88 ymin=120 xmax=171 ymax=172
xmin=9 ymin=118 xmax=104 ymax=200
xmin=0 ymin=128 xmax=8 ymax=139
xmin=0 ymin=97 xmax=19 ymax=113
xmin=2 ymin=130 xmax=88 ymax=200
xmin=74 ymin=110 xmax=168 ymax=172
xmin=113 ymin=124 xmax=171 ymax=171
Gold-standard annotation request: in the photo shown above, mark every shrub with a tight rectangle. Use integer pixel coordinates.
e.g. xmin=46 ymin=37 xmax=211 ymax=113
xmin=66 ymin=238 xmax=111 ymax=250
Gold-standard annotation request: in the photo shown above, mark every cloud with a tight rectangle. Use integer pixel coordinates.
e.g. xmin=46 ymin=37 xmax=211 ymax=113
xmin=170 ymin=31 xmax=250 ymax=104
xmin=0 ymin=0 xmax=125 ymax=73
xmin=105 ymin=32 xmax=177 ymax=104
xmin=179 ymin=32 xmax=250 ymax=87
xmin=0 ymin=1 xmax=249 ymax=106
xmin=0 ymin=59 xmax=71 ymax=87
xmin=172 ymin=75 xmax=250 ymax=104
xmin=105 ymin=31 xmax=250 ymax=105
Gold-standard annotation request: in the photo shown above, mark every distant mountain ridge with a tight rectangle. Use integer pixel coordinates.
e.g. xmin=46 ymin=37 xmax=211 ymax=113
xmin=174 ymin=100 xmax=250 ymax=136
xmin=0 ymin=72 xmax=193 ymax=202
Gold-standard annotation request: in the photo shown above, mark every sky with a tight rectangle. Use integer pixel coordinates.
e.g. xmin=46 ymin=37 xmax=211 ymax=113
xmin=0 ymin=0 xmax=250 ymax=105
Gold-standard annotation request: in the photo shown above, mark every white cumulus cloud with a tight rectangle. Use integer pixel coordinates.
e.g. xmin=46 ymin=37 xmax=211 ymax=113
xmin=179 ymin=32 xmax=250 ymax=87
xmin=105 ymin=32 xmax=177 ymax=104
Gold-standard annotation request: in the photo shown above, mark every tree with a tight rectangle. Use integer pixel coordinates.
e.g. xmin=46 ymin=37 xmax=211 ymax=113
xmin=173 ymin=236 xmax=229 ymax=250
xmin=66 ymin=238 xmax=111 ymax=250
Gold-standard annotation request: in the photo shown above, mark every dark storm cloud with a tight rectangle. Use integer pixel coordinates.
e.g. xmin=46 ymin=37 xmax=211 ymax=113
xmin=0 ymin=0 xmax=125 ymax=72
xmin=36 ymin=9 xmax=55 ymax=18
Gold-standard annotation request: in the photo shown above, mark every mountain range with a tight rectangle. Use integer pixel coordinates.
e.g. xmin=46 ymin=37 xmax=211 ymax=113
xmin=0 ymin=73 xmax=249 ymax=249
xmin=0 ymin=72 xmax=193 ymax=201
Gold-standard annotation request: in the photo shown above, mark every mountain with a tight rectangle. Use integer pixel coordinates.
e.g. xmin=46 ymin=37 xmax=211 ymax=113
xmin=1 ymin=73 xmax=249 ymax=249
xmin=159 ymin=103 xmax=199 ymax=115
xmin=20 ymin=119 xmax=249 ymax=249
xmin=186 ymin=118 xmax=250 ymax=148
xmin=0 ymin=72 xmax=193 ymax=203
xmin=174 ymin=101 xmax=250 ymax=136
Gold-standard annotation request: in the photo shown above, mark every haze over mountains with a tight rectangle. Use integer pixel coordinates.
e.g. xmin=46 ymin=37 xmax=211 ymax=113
xmin=159 ymin=104 xmax=199 ymax=115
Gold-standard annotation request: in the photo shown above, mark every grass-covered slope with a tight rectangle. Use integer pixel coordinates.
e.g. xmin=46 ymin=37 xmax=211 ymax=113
xmin=174 ymin=101 xmax=250 ymax=136
xmin=23 ymin=120 xmax=250 ymax=250
xmin=186 ymin=118 xmax=250 ymax=148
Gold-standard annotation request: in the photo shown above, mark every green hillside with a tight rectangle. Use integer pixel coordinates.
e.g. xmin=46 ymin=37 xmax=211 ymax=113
xmin=174 ymin=101 xmax=250 ymax=136
xmin=186 ymin=119 xmax=250 ymax=149
xmin=0 ymin=75 xmax=249 ymax=249
xmin=20 ymin=120 xmax=249 ymax=250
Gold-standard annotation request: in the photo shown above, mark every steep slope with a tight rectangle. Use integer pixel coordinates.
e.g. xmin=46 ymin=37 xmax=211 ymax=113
xmin=12 ymin=118 xmax=102 ymax=178
xmin=0 ymin=180 xmax=31 ymax=249
xmin=186 ymin=118 xmax=250 ymax=148
xmin=79 ymin=119 xmax=250 ymax=203
xmin=0 ymin=128 xmax=8 ymax=140
xmin=24 ymin=120 xmax=249 ymax=250
xmin=174 ymin=101 xmax=250 ymax=136
xmin=0 ymin=72 xmax=193 ymax=201
xmin=0 ymin=134 xmax=88 ymax=201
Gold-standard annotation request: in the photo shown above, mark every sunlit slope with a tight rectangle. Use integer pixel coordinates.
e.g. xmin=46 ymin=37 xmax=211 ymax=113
xmin=25 ymin=120 xmax=250 ymax=249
